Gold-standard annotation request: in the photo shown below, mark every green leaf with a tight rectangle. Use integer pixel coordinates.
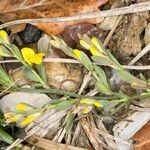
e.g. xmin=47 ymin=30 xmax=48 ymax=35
xmin=54 ymin=99 xmax=75 ymax=110
xmin=36 ymin=63 xmax=47 ymax=83
xmin=0 ymin=128 xmax=14 ymax=144
xmin=92 ymin=56 xmax=113 ymax=67
xmin=94 ymin=65 xmax=110 ymax=89
xmin=106 ymin=50 xmax=123 ymax=70
xmin=11 ymin=44 xmax=23 ymax=60
xmin=64 ymin=112 xmax=75 ymax=133
xmin=0 ymin=65 xmax=14 ymax=87
xmin=23 ymin=66 xmax=40 ymax=82
xmin=96 ymin=81 xmax=111 ymax=95
xmin=80 ymin=51 xmax=93 ymax=71
xmin=118 ymin=70 xmax=146 ymax=88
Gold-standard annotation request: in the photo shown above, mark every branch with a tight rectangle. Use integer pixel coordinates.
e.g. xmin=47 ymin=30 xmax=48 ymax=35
xmin=0 ymin=2 xmax=150 ymax=29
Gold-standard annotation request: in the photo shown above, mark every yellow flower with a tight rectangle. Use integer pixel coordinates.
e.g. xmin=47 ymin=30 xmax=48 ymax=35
xmin=90 ymin=47 xmax=102 ymax=56
xmin=16 ymin=103 xmax=32 ymax=111
xmin=80 ymin=99 xmax=94 ymax=105
xmin=80 ymin=40 xmax=91 ymax=49
xmin=4 ymin=112 xmax=14 ymax=119
xmin=11 ymin=114 xmax=22 ymax=122
xmin=80 ymin=99 xmax=103 ymax=108
xmin=83 ymin=106 xmax=93 ymax=114
xmin=20 ymin=112 xmax=41 ymax=126
xmin=91 ymin=37 xmax=103 ymax=53
xmin=93 ymin=101 xmax=103 ymax=108
xmin=0 ymin=30 xmax=9 ymax=44
xmin=73 ymin=49 xmax=81 ymax=60
xmin=4 ymin=112 xmax=21 ymax=123
xmin=21 ymin=48 xmax=45 ymax=65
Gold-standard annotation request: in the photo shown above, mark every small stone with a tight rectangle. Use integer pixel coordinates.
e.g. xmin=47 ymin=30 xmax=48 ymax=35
xmin=18 ymin=24 xmax=42 ymax=44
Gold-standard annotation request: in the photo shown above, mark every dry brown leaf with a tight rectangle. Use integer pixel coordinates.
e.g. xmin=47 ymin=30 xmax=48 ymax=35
xmin=132 ymin=122 xmax=150 ymax=150
xmin=0 ymin=0 xmax=108 ymax=35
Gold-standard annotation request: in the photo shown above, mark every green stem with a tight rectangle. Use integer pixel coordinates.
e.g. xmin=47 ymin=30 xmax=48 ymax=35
xmin=11 ymin=87 xmax=150 ymax=101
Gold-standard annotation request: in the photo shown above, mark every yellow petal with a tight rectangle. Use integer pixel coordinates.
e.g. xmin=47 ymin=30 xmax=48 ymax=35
xmin=16 ymin=103 xmax=32 ymax=111
xmin=20 ymin=112 xmax=41 ymax=126
xmin=91 ymin=37 xmax=103 ymax=53
xmin=0 ymin=30 xmax=9 ymax=44
xmin=93 ymin=101 xmax=103 ymax=108
xmin=80 ymin=99 xmax=94 ymax=105
xmin=30 ymin=53 xmax=45 ymax=64
xmin=90 ymin=47 xmax=102 ymax=56
xmin=80 ymin=40 xmax=91 ymax=49
xmin=4 ymin=112 xmax=14 ymax=119
xmin=83 ymin=106 xmax=93 ymax=114
xmin=73 ymin=49 xmax=81 ymax=60
xmin=11 ymin=114 xmax=22 ymax=122
xmin=21 ymin=48 xmax=36 ymax=64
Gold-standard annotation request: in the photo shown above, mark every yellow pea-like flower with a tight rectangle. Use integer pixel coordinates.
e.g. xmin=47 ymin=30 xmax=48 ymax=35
xmin=73 ymin=49 xmax=81 ymax=60
xmin=80 ymin=99 xmax=93 ymax=105
xmin=4 ymin=112 xmax=21 ymax=123
xmin=90 ymin=47 xmax=102 ymax=57
xmin=11 ymin=114 xmax=22 ymax=122
xmin=93 ymin=101 xmax=103 ymax=108
xmin=80 ymin=40 xmax=91 ymax=49
xmin=91 ymin=37 xmax=103 ymax=53
xmin=20 ymin=112 xmax=41 ymax=126
xmin=4 ymin=112 xmax=14 ymax=119
xmin=21 ymin=48 xmax=45 ymax=65
xmin=0 ymin=30 xmax=9 ymax=44
xmin=16 ymin=103 xmax=32 ymax=111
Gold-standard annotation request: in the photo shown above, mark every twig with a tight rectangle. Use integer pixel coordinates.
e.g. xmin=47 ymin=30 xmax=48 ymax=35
xmin=26 ymin=135 xmax=87 ymax=150
xmin=104 ymin=15 xmax=123 ymax=47
xmin=128 ymin=43 xmax=150 ymax=66
xmin=0 ymin=58 xmax=150 ymax=70
xmin=0 ymin=2 xmax=150 ymax=29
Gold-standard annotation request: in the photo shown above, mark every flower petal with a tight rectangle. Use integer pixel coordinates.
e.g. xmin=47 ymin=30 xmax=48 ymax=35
xmin=93 ymin=101 xmax=103 ymax=108
xmin=21 ymin=48 xmax=35 ymax=64
xmin=16 ymin=103 xmax=32 ymax=111
xmin=80 ymin=99 xmax=94 ymax=105
xmin=30 ymin=53 xmax=45 ymax=64
xmin=20 ymin=112 xmax=41 ymax=126
xmin=73 ymin=49 xmax=81 ymax=60
xmin=90 ymin=47 xmax=102 ymax=56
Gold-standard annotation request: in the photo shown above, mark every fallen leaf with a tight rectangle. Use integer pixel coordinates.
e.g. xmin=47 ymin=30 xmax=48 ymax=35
xmin=132 ymin=122 xmax=150 ymax=150
xmin=0 ymin=0 xmax=108 ymax=35
xmin=12 ymin=62 xmax=83 ymax=92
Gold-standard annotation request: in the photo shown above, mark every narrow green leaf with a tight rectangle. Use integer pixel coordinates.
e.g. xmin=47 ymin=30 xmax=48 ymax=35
xmin=0 ymin=128 xmax=14 ymax=144
xmin=92 ymin=56 xmax=113 ymax=67
xmin=23 ymin=66 xmax=40 ymax=82
xmin=36 ymin=63 xmax=47 ymax=83
xmin=94 ymin=65 xmax=110 ymax=90
xmin=65 ymin=112 xmax=75 ymax=133
xmin=11 ymin=44 xmax=23 ymax=60
xmin=54 ymin=99 xmax=75 ymax=110
xmin=80 ymin=51 xmax=93 ymax=71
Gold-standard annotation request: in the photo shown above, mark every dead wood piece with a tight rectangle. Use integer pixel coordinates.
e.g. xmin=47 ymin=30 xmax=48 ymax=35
xmin=79 ymin=115 xmax=103 ymax=150
xmin=0 ymin=2 xmax=150 ymax=30
xmin=26 ymin=135 xmax=87 ymax=150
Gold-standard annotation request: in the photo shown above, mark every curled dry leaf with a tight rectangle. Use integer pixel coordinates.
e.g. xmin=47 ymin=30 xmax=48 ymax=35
xmin=12 ymin=62 xmax=83 ymax=92
xmin=0 ymin=0 xmax=108 ymax=35
xmin=109 ymin=10 xmax=149 ymax=57
xmin=132 ymin=122 xmax=150 ymax=150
